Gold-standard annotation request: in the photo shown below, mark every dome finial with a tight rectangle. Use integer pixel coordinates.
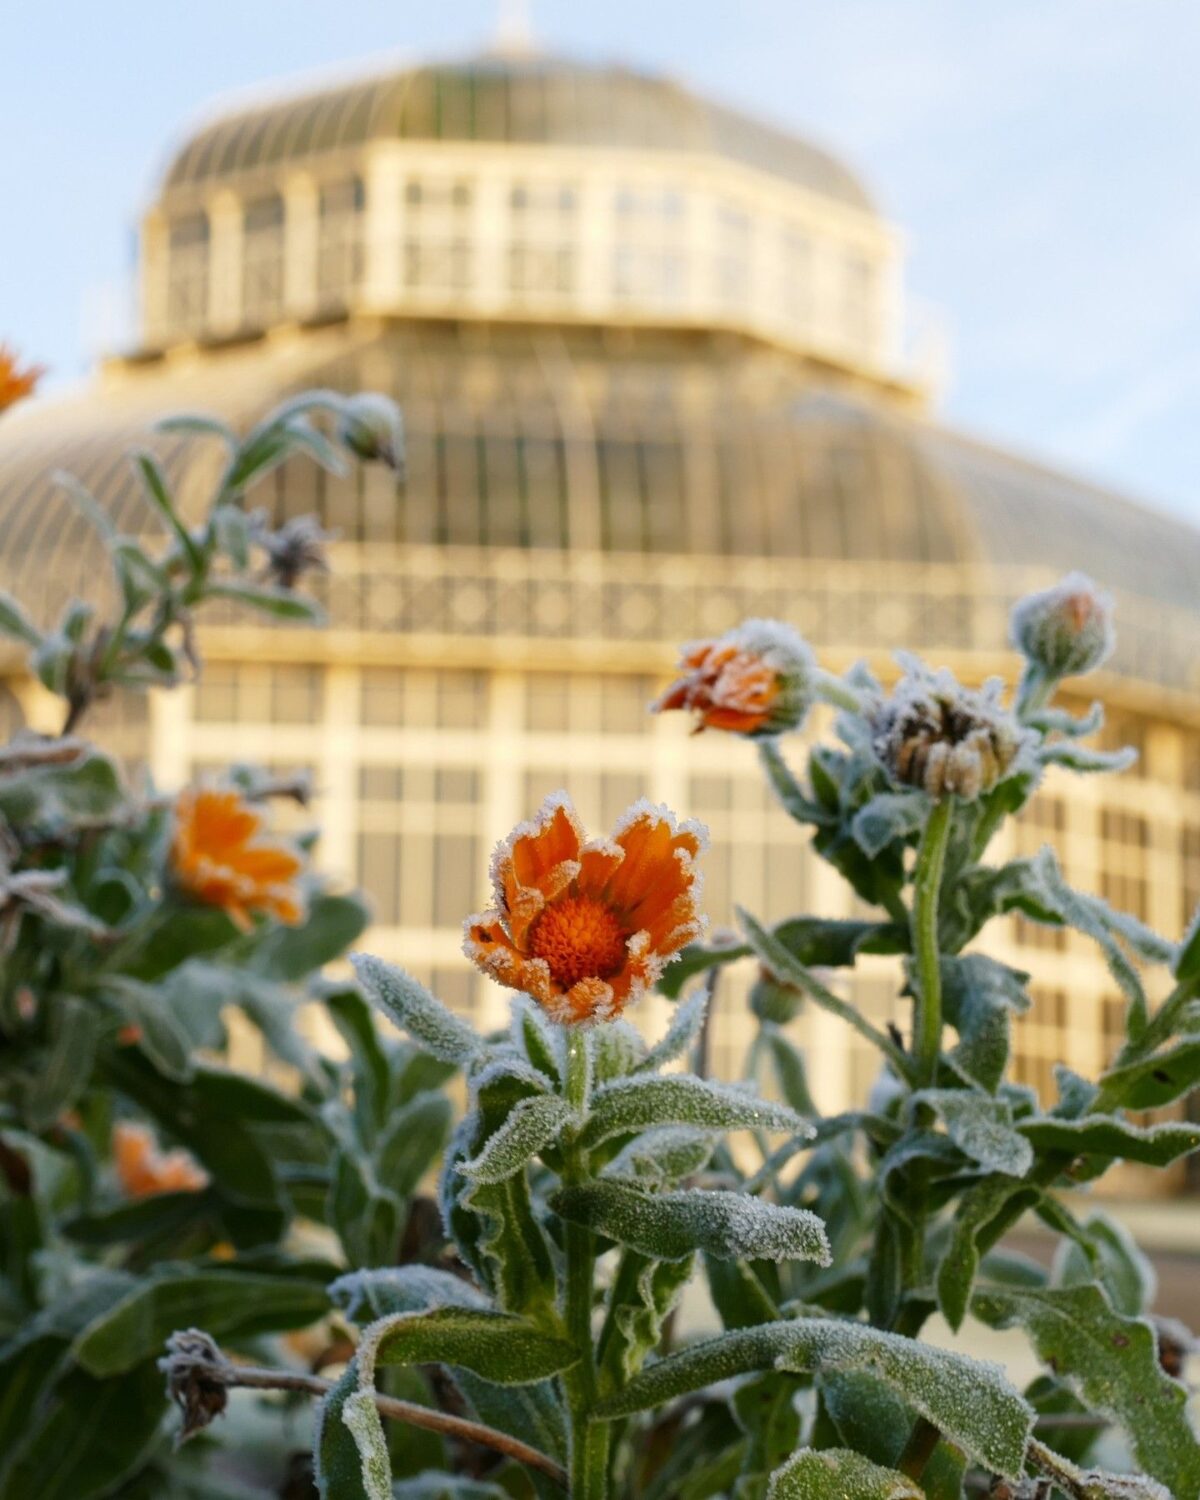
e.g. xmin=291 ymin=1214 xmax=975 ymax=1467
xmin=492 ymin=0 xmax=537 ymax=56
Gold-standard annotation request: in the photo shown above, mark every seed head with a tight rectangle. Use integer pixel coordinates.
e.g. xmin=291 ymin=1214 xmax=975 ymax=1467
xmin=336 ymin=392 xmax=404 ymax=473
xmin=1010 ymin=573 xmax=1114 ymax=679
xmin=872 ymin=664 xmax=1029 ymax=801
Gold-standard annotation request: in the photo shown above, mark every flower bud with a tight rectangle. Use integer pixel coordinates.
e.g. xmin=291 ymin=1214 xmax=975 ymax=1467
xmin=336 ymin=392 xmax=404 ymax=472
xmin=1009 ymin=572 xmax=1114 ymax=679
xmin=872 ymin=665 xmax=1029 ymax=801
xmin=652 ymin=619 xmax=816 ymax=739
xmin=0 ymin=344 xmax=44 ymax=415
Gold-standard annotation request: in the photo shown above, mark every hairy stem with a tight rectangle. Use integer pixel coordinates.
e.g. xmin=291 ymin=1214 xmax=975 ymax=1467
xmin=562 ymin=1030 xmax=609 ymax=1499
xmin=162 ymin=1344 xmax=567 ymax=1488
xmin=911 ymin=797 xmax=953 ymax=1086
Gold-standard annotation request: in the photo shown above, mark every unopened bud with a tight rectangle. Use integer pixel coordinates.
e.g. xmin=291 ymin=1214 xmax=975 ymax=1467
xmin=873 ymin=665 xmax=1029 ymax=801
xmin=653 ymin=619 xmax=816 ymax=739
xmin=1010 ymin=573 xmax=1114 ymax=680
xmin=337 ymin=392 xmax=404 ymax=473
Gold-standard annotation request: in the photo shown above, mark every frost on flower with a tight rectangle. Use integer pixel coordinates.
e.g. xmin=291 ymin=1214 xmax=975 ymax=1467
xmin=1010 ymin=571 xmax=1115 ymax=680
xmin=464 ymin=792 xmax=707 ymax=1026
xmin=652 ymin=618 xmax=816 ymax=738
xmin=871 ymin=661 xmax=1030 ymax=800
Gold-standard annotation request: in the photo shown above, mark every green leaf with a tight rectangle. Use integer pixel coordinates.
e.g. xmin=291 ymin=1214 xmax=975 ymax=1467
xmin=24 ymin=996 xmax=100 ymax=1130
xmin=1018 ymin=1113 xmax=1200 ymax=1168
xmin=638 ymin=988 xmax=709 ymax=1072
xmin=156 ymin=412 xmax=237 ymax=445
xmin=974 ymin=1281 xmax=1200 ymax=1497
xmin=100 ymin=976 xmax=194 ymax=1082
xmin=354 ymin=955 xmax=481 ymax=1066
xmin=315 ymin=1363 xmax=379 ymax=1500
xmin=739 ymin=909 xmax=914 ymax=1082
xmin=1175 ymin=907 xmax=1200 ymax=983
xmin=590 ymin=1018 xmax=648 ymax=1081
xmin=131 ymin=449 xmax=203 ymax=570
xmin=603 ymin=1126 xmax=717 ymax=1187
xmin=1098 ymin=1035 xmax=1200 ymax=1109
xmin=0 ymin=589 xmax=41 ymax=646
xmin=759 ymin=740 xmax=834 ymax=825
xmin=937 ymin=1175 xmax=1039 ymax=1331
xmin=462 ymin=1094 xmax=573 ymax=1183
xmin=766 ymin=1449 xmax=921 ymax=1499
xmin=72 ymin=1267 xmax=329 ymax=1376
xmin=64 ymin=1188 xmax=215 ymax=1247
xmin=598 ymin=1249 xmax=696 ymax=1387
xmin=0 ymin=746 xmax=124 ymax=826
xmin=208 ymin=578 xmax=323 ymax=621
xmin=599 ymin=1317 xmax=1033 ymax=1478
xmin=328 ymin=1148 xmax=402 ymax=1267
xmin=819 ymin=1372 xmax=966 ymax=1500
xmin=940 ymin=954 xmax=1031 ymax=1094
xmin=511 ymin=995 xmax=563 ymax=1086
xmin=704 ymin=1254 xmax=780 ymax=1330
xmin=550 ymin=1180 xmax=831 ymax=1265
xmin=1039 ymin=741 xmax=1138 ymax=774
xmin=1052 ymin=1210 xmax=1156 ymax=1318
xmin=250 ymin=892 xmax=369 ymax=980
xmin=912 ymin=1089 xmax=1033 ymax=1177
xmin=762 ymin=1024 xmax=815 ymax=1114
xmin=581 ymin=1074 xmax=806 ymax=1150
xmin=391 ymin=1480 xmax=510 ymax=1499
xmin=375 ymin=1090 xmax=453 ymax=1199
xmin=331 ymin=1264 xmax=490 ymax=1322
xmin=0 ymin=1359 xmax=165 ymax=1500
xmin=851 ymin=791 xmax=931 ymax=858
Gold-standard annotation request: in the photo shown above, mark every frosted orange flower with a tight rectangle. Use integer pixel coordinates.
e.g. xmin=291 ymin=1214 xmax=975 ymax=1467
xmin=464 ymin=793 xmax=707 ymax=1026
xmin=171 ymin=786 xmax=305 ymax=929
xmin=652 ymin=619 xmax=815 ymax=738
xmin=0 ymin=344 xmax=44 ymax=413
xmin=113 ymin=1122 xmax=207 ymax=1198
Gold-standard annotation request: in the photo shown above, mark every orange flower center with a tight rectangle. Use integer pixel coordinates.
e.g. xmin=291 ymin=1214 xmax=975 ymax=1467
xmin=529 ymin=894 xmax=628 ymax=990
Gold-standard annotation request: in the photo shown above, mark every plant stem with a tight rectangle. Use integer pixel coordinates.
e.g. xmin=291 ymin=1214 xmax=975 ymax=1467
xmin=562 ymin=1029 xmax=609 ymax=1499
xmin=161 ymin=1346 xmax=567 ymax=1487
xmin=897 ymin=1415 xmax=941 ymax=1480
xmin=911 ymin=797 xmax=953 ymax=1087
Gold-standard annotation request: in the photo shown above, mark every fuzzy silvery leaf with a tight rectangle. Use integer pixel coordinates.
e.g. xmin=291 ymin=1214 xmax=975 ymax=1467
xmin=599 ymin=1250 xmax=696 ymax=1386
xmin=636 ymin=988 xmax=708 ymax=1073
xmin=580 ymin=1074 xmax=808 ymax=1150
xmin=510 ymin=995 xmax=562 ymax=1086
xmin=352 ymin=955 xmax=481 ymax=1066
xmin=391 ymin=1480 xmax=510 ymax=1499
xmin=1051 ymin=1211 xmax=1156 ymax=1319
xmin=912 ymin=1090 xmax=1033 ymax=1178
xmin=1039 ymin=741 xmax=1138 ymax=775
xmin=598 ymin=1317 xmax=1033 ymax=1478
xmin=1018 ymin=1113 xmax=1200 ymax=1168
xmin=461 ymin=1094 xmax=573 ymax=1184
xmin=329 ymin=1148 xmax=402 ymax=1268
xmin=762 ymin=1023 xmax=816 ymax=1115
xmin=1176 ymin=905 xmax=1200 ymax=982
xmin=331 ymin=1265 xmax=489 ymax=1323
xmin=0 ymin=589 xmax=41 ymax=646
xmin=705 ymin=1253 xmax=780 ymax=1330
xmin=767 ymin=1448 xmax=921 ymax=1499
xmin=851 ymin=791 xmax=930 ymax=858
xmin=939 ymin=954 xmax=1031 ymax=1095
xmin=589 ymin=1018 xmax=647 ymax=1081
xmin=603 ymin=1126 xmax=717 ymax=1187
xmin=550 ymin=1179 xmax=831 ymax=1265
xmin=818 ymin=1371 xmax=967 ymax=1500
xmin=974 ymin=1282 xmax=1200 ymax=1497
xmin=1098 ymin=1036 xmax=1200 ymax=1110
xmin=732 ymin=1371 xmax=804 ymax=1498
xmin=1031 ymin=1449 xmax=1171 ymax=1500
xmin=314 ymin=1364 xmax=379 ymax=1500
xmin=937 ymin=1175 xmax=1039 ymax=1332
xmin=375 ymin=1089 xmax=453 ymax=1199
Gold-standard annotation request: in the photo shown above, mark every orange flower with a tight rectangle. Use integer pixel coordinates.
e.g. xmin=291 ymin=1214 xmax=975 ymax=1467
xmin=113 ymin=1122 xmax=207 ymax=1198
xmin=464 ymin=793 xmax=707 ymax=1026
xmin=171 ymin=786 xmax=305 ymax=929
xmin=653 ymin=619 xmax=815 ymax=738
xmin=0 ymin=344 xmax=44 ymax=413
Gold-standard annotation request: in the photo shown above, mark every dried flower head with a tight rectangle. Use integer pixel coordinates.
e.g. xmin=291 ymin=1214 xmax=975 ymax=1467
xmin=171 ymin=785 xmax=305 ymax=929
xmin=0 ymin=344 xmax=44 ymax=414
xmin=872 ymin=665 xmax=1029 ymax=801
xmin=113 ymin=1122 xmax=208 ymax=1197
xmin=160 ymin=1329 xmax=229 ymax=1442
xmin=337 ymin=392 xmax=404 ymax=472
xmin=252 ymin=513 xmax=337 ymax=590
xmin=464 ymin=792 xmax=707 ymax=1026
xmin=1010 ymin=572 xmax=1114 ymax=679
xmin=653 ymin=619 xmax=816 ymax=738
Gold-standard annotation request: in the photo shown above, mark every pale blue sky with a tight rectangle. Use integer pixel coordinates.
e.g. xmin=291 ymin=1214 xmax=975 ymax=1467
xmin=3 ymin=1 xmax=1198 ymax=523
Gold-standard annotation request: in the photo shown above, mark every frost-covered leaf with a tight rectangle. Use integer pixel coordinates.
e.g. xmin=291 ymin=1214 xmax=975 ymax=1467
xmin=603 ymin=1126 xmax=717 ymax=1187
xmin=1018 ymin=1113 xmax=1200 ymax=1168
xmin=913 ymin=1090 xmax=1033 ymax=1177
xmin=461 ymin=1094 xmax=573 ymax=1183
xmin=580 ymin=1074 xmax=807 ymax=1150
xmin=705 ymin=1254 xmax=780 ymax=1330
xmin=598 ymin=1317 xmax=1033 ymax=1478
xmin=375 ymin=1089 xmax=453 ymax=1199
xmin=851 ymin=791 xmax=930 ymax=858
xmin=1176 ymin=906 xmax=1200 ymax=983
xmin=733 ymin=1371 xmax=803 ymax=1500
xmin=1098 ymin=1036 xmax=1200 ymax=1109
xmin=589 ymin=1019 xmax=647 ymax=1081
xmin=762 ymin=1024 xmax=815 ymax=1115
xmin=1039 ymin=742 xmax=1138 ymax=775
xmin=1052 ymin=1210 xmax=1156 ymax=1318
xmin=940 ymin=954 xmax=1031 ymax=1094
xmin=766 ymin=1448 xmax=921 ymax=1499
xmin=598 ymin=1250 xmax=695 ymax=1386
xmin=331 ymin=1264 xmax=489 ymax=1322
xmin=314 ymin=1365 xmax=379 ymax=1500
xmin=637 ymin=989 xmax=708 ymax=1073
xmin=551 ymin=1180 xmax=830 ymax=1265
xmin=819 ymin=1372 xmax=967 ymax=1500
xmin=973 ymin=1282 xmax=1200 ymax=1497
xmin=352 ymin=955 xmax=481 ymax=1066
xmin=937 ymin=1175 xmax=1039 ymax=1331
xmin=510 ymin=996 xmax=562 ymax=1086
xmin=1031 ymin=1446 xmax=1171 ymax=1500
xmin=391 ymin=1479 xmax=510 ymax=1499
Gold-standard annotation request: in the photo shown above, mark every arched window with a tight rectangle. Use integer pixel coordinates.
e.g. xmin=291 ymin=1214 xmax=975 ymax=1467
xmin=317 ymin=177 xmax=366 ymax=310
xmin=242 ymin=193 xmax=286 ymax=325
xmin=166 ymin=211 xmax=210 ymax=334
